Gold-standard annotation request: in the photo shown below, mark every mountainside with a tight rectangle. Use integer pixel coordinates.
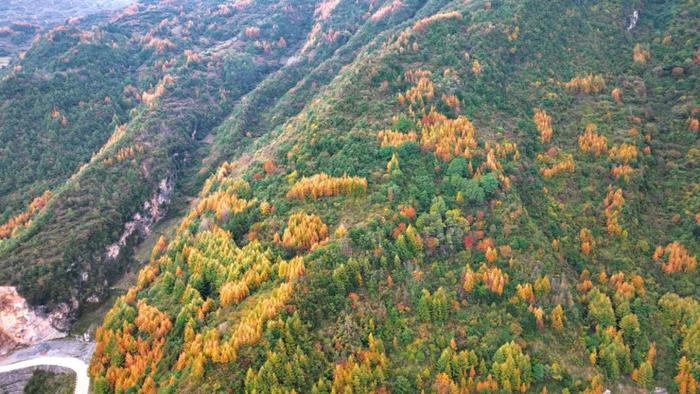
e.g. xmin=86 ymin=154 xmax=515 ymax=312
xmin=0 ymin=0 xmax=321 ymax=315
xmin=0 ymin=0 xmax=698 ymax=393
xmin=0 ymin=0 xmax=131 ymax=64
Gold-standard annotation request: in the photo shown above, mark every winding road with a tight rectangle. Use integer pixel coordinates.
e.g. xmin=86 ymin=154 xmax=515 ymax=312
xmin=0 ymin=338 xmax=94 ymax=394
xmin=0 ymin=356 xmax=89 ymax=394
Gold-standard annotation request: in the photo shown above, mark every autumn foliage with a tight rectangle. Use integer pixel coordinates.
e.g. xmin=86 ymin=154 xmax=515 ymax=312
xmin=90 ymin=300 xmax=172 ymax=392
xmin=386 ymin=153 xmax=401 ymax=173
xmin=378 ymin=129 xmax=418 ymax=147
xmin=564 ymin=74 xmax=606 ymax=94
xmin=528 ymin=305 xmax=545 ymax=329
xmin=441 ymin=94 xmax=461 ymax=112
xmin=78 ymin=4 xmax=700 ymax=392
xmin=463 ymin=264 xmax=508 ymax=295
xmin=330 ymin=334 xmax=388 ymax=392
xmin=675 ymin=357 xmax=699 ymax=394
xmin=653 ymin=242 xmax=697 ymax=273
xmin=603 ymin=187 xmax=624 ymax=236
xmin=611 ymin=164 xmax=634 ymax=180
xmin=550 ymin=305 xmax=565 ymax=330
xmin=370 ymin=0 xmax=403 ymax=22
xmin=142 ymin=36 xmax=176 ymax=54
xmin=515 ymin=283 xmax=535 ymax=304
xmin=491 ymin=341 xmax=533 ymax=392
xmin=287 ymin=173 xmax=367 ymax=200
xmin=633 ymin=43 xmax=650 ymax=63
xmin=578 ymin=123 xmax=607 ymax=157
xmin=177 ymin=282 xmax=294 ymax=369
xmin=540 ymin=154 xmax=575 ymax=178
xmin=91 ymin=221 xmax=307 ymax=386
xmin=104 ymin=145 xmax=145 ymax=166
xmin=314 ymin=0 xmax=340 ymax=20
xmin=471 ymin=60 xmax=482 ymax=75
xmin=282 ymin=212 xmax=329 ymax=251
xmin=533 ymin=109 xmax=553 ymax=144
xmin=277 ymin=256 xmax=306 ymax=282
xmin=398 ymin=73 xmax=434 ymax=106
xmin=419 ymin=110 xmax=478 ymax=161
xmin=193 ymin=189 xmax=256 ymax=221
xmin=688 ymin=118 xmax=699 ymax=133
xmin=611 ymin=88 xmax=622 ymax=104
xmin=412 ymin=11 xmax=462 ymax=32
xmin=141 ymin=74 xmax=175 ymax=107
xmin=0 ymin=191 xmax=51 ymax=239
xmin=244 ymin=26 xmax=261 ymax=38
xmin=608 ymin=143 xmax=638 ymax=163
xmin=579 ymin=228 xmax=594 ymax=256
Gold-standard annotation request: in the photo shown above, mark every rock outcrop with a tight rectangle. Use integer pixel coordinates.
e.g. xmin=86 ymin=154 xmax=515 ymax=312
xmin=0 ymin=287 xmax=65 ymax=356
xmin=105 ymin=177 xmax=173 ymax=260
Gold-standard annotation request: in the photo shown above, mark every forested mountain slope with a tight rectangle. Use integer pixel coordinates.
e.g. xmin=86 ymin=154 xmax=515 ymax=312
xmin=0 ymin=0 xmax=698 ymax=392
xmin=0 ymin=0 xmax=430 ymax=326
xmin=0 ymin=0 xmax=322 ymax=313
xmin=82 ymin=0 xmax=700 ymax=392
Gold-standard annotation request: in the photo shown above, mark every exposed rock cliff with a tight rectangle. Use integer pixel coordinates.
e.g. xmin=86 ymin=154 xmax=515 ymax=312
xmin=0 ymin=287 xmax=65 ymax=356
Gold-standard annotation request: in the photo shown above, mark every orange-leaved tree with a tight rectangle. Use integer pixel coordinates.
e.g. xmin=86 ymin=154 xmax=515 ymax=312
xmin=282 ymin=212 xmax=329 ymax=251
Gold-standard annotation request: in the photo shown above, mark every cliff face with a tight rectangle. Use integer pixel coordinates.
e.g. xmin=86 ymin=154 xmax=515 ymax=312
xmin=0 ymin=287 xmax=66 ymax=356
xmin=105 ymin=177 xmax=173 ymax=261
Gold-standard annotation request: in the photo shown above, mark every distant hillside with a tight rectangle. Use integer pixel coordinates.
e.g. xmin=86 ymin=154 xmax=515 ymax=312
xmin=0 ymin=0 xmax=130 ymax=64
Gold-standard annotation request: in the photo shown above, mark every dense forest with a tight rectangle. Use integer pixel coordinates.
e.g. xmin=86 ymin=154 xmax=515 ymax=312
xmin=0 ymin=0 xmax=698 ymax=392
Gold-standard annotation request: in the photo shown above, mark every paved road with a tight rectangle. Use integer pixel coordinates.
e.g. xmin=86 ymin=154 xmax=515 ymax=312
xmin=0 ymin=356 xmax=88 ymax=394
xmin=0 ymin=338 xmax=93 ymax=394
